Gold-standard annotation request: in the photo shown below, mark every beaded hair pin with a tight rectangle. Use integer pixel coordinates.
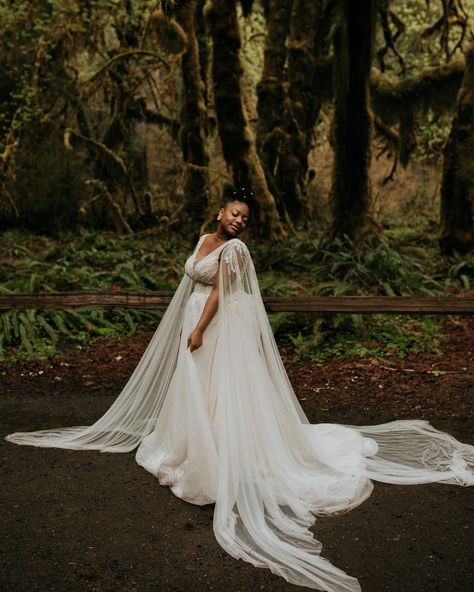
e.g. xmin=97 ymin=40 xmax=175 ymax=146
xmin=233 ymin=187 xmax=255 ymax=201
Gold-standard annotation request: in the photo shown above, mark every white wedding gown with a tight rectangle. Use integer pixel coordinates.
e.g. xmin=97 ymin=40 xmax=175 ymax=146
xmin=6 ymin=235 xmax=474 ymax=592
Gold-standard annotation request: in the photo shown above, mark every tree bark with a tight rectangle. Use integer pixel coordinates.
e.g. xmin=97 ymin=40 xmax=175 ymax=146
xmin=439 ymin=42 xmax=474 ymax=254
xmin=256 ymin=0 xmax=293 ymax=200
xmin=331 ymin=0 xmax=376 ymax=239
xmin=256 ymin=1 xmax=334 ymax=225
xmin=277 ymin=0 xmax=333 ymax=223
xmin=175 ymin=1 xmax=211 ymax=222
xmin=206 ymin=0 xmax=282 ymax=238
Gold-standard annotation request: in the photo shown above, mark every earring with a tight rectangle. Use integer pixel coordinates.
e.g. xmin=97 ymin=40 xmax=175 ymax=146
xmin=217 ymin=215 xmax=222 ymax=220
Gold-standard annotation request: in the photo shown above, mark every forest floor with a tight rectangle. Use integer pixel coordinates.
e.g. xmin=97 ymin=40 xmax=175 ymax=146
xmin=1 ymin=316 xmax=473 ymax=592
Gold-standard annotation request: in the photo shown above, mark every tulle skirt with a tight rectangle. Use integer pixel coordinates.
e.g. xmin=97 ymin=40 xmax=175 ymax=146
xmin=136 ymin=288 xmax=473 ymax=512
xmin=136 ymin=287 xmax=221 ymax=505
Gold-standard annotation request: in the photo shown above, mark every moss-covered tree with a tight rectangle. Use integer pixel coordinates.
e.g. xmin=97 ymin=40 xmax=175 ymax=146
xmin=331 ymin=0 xmax=377 ymax=239
xmin=173 ymin=2 xmax=211 ymax=222
xmin=277 ymin=0 xmax=334 ymax=223
xmin=257 ymin=0 xmax=334 ymax=225
xmin=0 ymin=0 xmax=179 ymax=233
xmin=256 ymin=0 xmax=293 ymax=201
xmin=439 ymin=41 xmax=474 ymax=254
xmin=206 ymin=0 xmax=282 ymax=237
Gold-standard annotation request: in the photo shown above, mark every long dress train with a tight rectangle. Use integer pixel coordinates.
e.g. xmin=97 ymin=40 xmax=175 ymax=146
xmin=6 ymin=235 xmax=474 ymax=592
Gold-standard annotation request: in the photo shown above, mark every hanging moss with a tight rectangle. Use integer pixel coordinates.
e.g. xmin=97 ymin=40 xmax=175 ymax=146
xmin=371 ymin=58 xmax=465 ymax=169
xmin=371 ymin=59 xmax=465 ymax=124
xmin=309 ymin=54 xmax=465 ymax=125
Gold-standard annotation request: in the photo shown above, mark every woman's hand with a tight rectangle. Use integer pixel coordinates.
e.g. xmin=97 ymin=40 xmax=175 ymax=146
xmin=187 ymin=328 xmax=203 ymax=352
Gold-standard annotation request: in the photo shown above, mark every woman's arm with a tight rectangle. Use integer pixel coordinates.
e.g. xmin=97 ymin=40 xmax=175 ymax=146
xmin=187 ymin=266 xmax=219 ymax=352
xmin=187 ymin=240 xmax=248 ymax=352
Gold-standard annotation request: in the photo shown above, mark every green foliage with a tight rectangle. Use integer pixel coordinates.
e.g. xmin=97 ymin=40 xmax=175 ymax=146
xmin=381 ymin=1 xmax=472 ymax=72
xmin=288 ymin=315 xmax=442 ymax=362
xmin=0 ymin=306 xmax=163 ymax=362
xmin=415 ymin=109 xmax=452 ymax=164
xmin=0 ymin=0 xmax=169 ymax=232
xmin=0 ymin=228 xmax=189 ymax=360
xmin=0 ymin=224 xmax=472 ymax=361
xmin=252 ymin=232 xmax=471 ymax=297
xmin=0 ymin=229 xmax=185 ymax=293
xmin=251 ymin=230 xmax=471 ymax=360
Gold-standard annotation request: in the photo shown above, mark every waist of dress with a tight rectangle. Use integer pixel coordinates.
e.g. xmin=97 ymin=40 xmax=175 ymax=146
xmin=192 ymin=282 xmax=213 ymax=295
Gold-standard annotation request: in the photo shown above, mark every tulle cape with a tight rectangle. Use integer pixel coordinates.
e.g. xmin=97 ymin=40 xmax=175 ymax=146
xmin=6 ymin=238 xmax=474 ymax=592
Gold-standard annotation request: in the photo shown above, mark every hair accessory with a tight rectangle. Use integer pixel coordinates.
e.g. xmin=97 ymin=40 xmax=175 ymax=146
xmin=232 ymin=187 xmax=254 ymax=201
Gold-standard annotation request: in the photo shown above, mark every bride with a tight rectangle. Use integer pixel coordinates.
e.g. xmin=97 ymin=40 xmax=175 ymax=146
xmin=6 ymin=187 xmax=474 ymax=592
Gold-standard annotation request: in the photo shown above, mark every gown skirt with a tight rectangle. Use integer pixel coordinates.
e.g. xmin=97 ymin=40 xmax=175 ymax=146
xmin=136 ymin=283 xmax=221 ymax=505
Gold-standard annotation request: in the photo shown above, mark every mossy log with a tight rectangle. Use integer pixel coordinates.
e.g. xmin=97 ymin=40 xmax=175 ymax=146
xmin=439 ymin=42 xmax=474 ymax=255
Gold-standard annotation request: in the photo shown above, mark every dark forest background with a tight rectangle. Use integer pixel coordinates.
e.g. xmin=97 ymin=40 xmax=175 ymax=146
xmin=0 ymin=0 xmax=473 ymax=360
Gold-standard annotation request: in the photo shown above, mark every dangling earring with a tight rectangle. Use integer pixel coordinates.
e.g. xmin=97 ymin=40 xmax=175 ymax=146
xmin=217 ymin=214 xmax=222 ymax=221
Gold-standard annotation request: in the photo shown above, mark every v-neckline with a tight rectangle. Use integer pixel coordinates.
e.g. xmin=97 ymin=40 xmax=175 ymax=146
xmin=193 ymin=234 xmax=229 ymax=268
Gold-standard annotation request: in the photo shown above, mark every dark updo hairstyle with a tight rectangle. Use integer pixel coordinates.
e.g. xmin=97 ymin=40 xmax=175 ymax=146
xmin=222 ymin=185 xmax=256 ymax=219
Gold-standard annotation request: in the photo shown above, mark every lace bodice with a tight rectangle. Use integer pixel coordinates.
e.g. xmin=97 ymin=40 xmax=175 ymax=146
xmin=184 ymin=235 xmax=245 ymax=287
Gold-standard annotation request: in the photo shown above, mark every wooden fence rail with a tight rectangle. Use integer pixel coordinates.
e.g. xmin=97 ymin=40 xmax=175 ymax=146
xmin=1 ymin=292 xmax=474 ymax=314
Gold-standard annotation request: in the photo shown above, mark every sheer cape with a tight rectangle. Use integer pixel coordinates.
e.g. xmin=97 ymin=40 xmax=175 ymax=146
xmin=6 ymin=238 xmax=474 ymax=592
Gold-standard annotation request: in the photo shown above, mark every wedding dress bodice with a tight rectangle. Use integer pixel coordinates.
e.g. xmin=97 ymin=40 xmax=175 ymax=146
xmin=184 ymin=235 xmax=244 ymax=293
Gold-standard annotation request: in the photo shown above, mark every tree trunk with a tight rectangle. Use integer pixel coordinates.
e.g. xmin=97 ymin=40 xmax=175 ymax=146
xmin=276 ymin=0 xmax=333 ymax=223
xmin=439 ymin=42 xmax=474 ymax=254
xmin=256 ymin=0 xmax=293 ymax=199
xmin=331 ymin=0 xmax=376 ymax=239
xmin=175 ymin=1 xmax=211 ymax=222
xmin=206 ymin=0 xmax=282 ymax=238
xmin=195 ymin=0 xmax=209 ymax=103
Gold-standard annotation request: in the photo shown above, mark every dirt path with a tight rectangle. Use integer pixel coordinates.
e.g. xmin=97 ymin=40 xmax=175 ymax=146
xmin=1 ymin=317 xmax=473 ymax=592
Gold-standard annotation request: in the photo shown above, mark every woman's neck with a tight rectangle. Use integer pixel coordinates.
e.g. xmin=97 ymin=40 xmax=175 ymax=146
xmin=213 ymin=229 xmax=229 ymax=242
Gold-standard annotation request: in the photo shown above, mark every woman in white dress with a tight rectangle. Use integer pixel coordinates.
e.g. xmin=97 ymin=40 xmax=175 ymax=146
xmin=6 ymin=188 xmax=474 ymax=592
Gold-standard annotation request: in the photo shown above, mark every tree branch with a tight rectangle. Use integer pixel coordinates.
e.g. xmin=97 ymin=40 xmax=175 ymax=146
xmin=85 ymin=50 xmax=170 ymax=85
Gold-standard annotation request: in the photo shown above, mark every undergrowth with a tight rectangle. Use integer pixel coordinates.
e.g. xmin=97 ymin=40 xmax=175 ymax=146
xmin=253 ymin=232 xmax=471 ymax=361
xmin=287 ymin=315 xmax=443 ymax=362
xmin=0 ymin=229 xmax=187 ymax=360
xmin=0 ymin=227 xmax=472 ymax=362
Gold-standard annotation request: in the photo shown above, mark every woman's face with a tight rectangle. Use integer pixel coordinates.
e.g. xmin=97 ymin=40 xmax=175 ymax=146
xmin=218 ymin=201 xmax=250 ymax=237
